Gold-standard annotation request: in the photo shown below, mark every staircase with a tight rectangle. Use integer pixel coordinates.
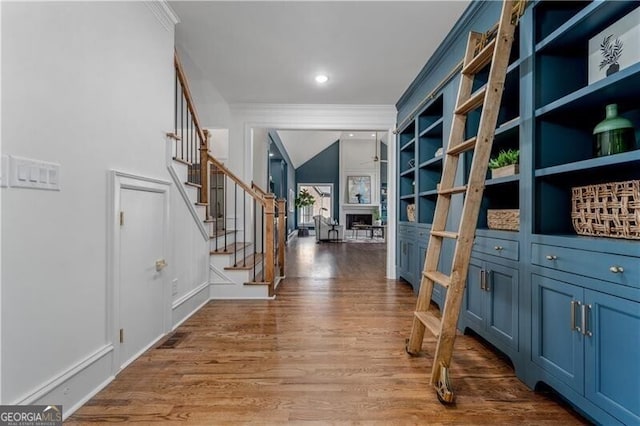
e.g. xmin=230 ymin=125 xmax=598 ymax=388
xmin=168 ymin=51 xmax=286 ymax=299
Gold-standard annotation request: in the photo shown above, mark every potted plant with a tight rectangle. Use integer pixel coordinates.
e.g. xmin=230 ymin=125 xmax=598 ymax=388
xmin=488 ymin=149 xmax=519 ymax=179
xmin=295 ymin=189 xmax=315 ymax=236
xmin=373 ymin=208 xmax=382 ymax=226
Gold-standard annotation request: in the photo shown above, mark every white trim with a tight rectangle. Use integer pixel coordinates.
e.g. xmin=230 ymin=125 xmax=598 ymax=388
xmin=172 ymin=296 xmax=209 ymax=331
xmin=15 ymin=344 xmax=113 ymax=405
xmin=62 ymin=375 xmax=114 ymax=421
xmin=167 ymin=163 xmax=209 ymax=241
xmin=109 ymin=170 xmax=171 ymax=375
xmin=172 ymin=281 xmax=209 ymax=310
xmin=144 ymin=0 xmax=179 ymax=32
xmin=209 ymin=263 xmax=235 ymax=285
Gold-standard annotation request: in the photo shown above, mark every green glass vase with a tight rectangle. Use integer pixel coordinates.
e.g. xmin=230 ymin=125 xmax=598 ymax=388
xmin=593 ymin=104 xmax=636 ymax=157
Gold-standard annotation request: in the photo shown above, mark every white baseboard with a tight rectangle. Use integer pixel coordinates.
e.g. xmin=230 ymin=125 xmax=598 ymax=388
xmin=13 ymin=344 xmax=114 ymax=420
xmin=171 ymin=281 xmax=209 ymax=329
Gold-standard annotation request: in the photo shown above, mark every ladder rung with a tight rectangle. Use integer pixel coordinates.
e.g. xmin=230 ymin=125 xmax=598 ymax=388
xmin=463 ymin=39 xmax=497 ymax=75
xmin=414 ymin=311 xmax=441 ymax=337
xmin=455 ymin=87 xmax=486 ymax=115
xmin=447 ymin=136 xmax=477 ymax=156
xmin=431 ymin=230 xmax=458 ymax=240
xmin=438 ymin=185 xmax=467 ymax=196
xmin=423 ymin=271 xmax=451 ymax=288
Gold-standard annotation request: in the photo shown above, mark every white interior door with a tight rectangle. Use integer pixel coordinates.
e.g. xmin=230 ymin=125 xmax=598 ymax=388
xmin=118 ymin=187 xmax=166 ymax=369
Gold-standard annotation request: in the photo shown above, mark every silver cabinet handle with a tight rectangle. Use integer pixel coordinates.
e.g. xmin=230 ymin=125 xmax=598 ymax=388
xmin=609 ymin=265 xmax=624 ymax=273
xmin=479 ymin=269 xmax=486 ymax=290
xmin=485 ymin=270 xmax=492 ymax=291
xmin=570 ymin=300 xmax=581 ymax=332
xmin=494 ymin=245 xmax=503 ymax=251
xmin=546 ymin=255 xmax=557 ymax=261
xmin=581 ymin=303 xmax=593 ymax=337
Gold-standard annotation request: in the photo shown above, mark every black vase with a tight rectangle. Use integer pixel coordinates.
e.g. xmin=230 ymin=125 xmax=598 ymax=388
xmin=606 ymin=63 xmax=620 ymax=77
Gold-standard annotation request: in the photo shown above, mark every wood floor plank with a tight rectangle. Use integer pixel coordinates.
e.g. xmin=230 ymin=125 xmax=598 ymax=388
xmin=67 ymin=237 xmax=588 ymax=424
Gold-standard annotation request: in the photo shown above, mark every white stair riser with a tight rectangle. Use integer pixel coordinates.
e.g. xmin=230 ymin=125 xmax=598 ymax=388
xmin=209 ymin=233 xmax=237 ymax=251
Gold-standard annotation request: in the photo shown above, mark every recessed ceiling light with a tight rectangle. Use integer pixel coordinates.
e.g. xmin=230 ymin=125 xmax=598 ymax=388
xmin=269 ymin=153 xmax=274 ymax=157
xmin=315 ymin=74 xmax=329 ymax=84
xmin=349 ymin=133 xmax=354 ymax=137
xmin=371 ymin=133 xmax=376 ymax=137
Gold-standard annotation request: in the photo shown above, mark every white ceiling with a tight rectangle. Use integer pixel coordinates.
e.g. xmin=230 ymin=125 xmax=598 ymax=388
xmin=170 ymin=1 xmax=470 ymax=166
xmin=171 ymin=1 xmax=469 ymax=105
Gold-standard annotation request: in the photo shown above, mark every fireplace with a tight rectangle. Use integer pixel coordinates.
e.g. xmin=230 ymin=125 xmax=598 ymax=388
xmin=346 ymin=214 xmax=372 ymax=229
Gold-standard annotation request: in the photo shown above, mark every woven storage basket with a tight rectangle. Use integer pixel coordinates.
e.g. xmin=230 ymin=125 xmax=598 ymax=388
xmin=487 ymin=209 xmax=519 ymax=231
xmin=407 ymin=204 xmax=416 ymax=222
xmin=571 ymin=180 xmax=640 ymax=239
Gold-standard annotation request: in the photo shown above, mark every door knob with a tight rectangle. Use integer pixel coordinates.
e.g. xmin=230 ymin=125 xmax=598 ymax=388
xmin=155 ymin=259 xmax=168 ymax=271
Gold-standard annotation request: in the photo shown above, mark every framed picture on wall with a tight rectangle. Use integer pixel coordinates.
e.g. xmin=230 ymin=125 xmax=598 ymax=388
xmin=347 ymin=175 xmax=371 ymax=204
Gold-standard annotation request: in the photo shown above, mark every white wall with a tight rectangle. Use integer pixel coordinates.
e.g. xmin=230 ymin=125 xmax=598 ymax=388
xmin=1 ymin=1 xmax=175 ymax=407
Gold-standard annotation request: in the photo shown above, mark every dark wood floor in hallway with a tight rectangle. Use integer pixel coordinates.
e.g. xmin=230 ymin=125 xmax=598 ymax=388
xmin=68 ymin=237 xmax=587 ymax=424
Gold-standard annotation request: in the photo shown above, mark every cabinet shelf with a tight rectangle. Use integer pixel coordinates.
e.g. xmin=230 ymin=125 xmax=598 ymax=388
xmin=419 ymin=117 xmax=444 ymax=138
xmin=419 ymin=155 xmax=443 ymax=169
xmin=419 ymin=189 xmax=438 ymax=197
xmin=536 ymin=63 xmax=640 ymax=118
xmin=535 ymin=1 xmax=638 ymax=52
xmin=535 ymin=150 xmax=640 ymax=178
xmin=400 ymin=168 xmax=415 ymax=177
xmin=400 ymin=138 xmax=416 ymax=151
xmin=485 ymin=174 xmax=520 ymax=187
xmin=400 ymin=194 xmax=416 ymax=201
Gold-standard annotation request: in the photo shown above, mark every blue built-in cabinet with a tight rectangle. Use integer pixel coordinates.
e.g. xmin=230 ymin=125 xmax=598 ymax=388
xmin=395 ymin=1 xmax=640 ymax=424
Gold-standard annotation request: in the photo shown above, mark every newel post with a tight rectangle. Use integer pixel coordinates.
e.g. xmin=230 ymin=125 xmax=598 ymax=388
xmin=200 ymin=130 xmax=210 ymax=218
xmin=264 ymin=194 xmax=276 ymax=295
xmin=277 ymin=198 xmax=286 ymax=277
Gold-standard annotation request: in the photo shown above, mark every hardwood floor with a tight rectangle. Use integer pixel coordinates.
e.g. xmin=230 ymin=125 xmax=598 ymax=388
xmin=68 ymin=237 xmax=588 ymax=424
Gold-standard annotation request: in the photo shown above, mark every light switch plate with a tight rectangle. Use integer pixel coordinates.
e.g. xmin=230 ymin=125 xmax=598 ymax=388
xmin=10 ymin=155 xmax=61 ymax=191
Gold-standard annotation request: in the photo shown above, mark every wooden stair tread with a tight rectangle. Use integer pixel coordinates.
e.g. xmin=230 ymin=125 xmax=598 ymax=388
xmin=447 ymin=136 xmax=477 ymax=156
xmin=423 ymin=271 xmax=451 ymax=288
xmin=166 ymin=132 xmax=181 ymax=141
xmin=195 ymin=202 xmax=208 ymax=206
xmin=210 ymin=242 xmax=249 ymax=255
xmin=438 ymin=185 xmax=467 ymax=196
xmin=414 ymin=311 xmax=442 ymax=338
xmin=244 ymin=281 xmax=270 ymax=286
xmin=463 ymin=39 xmax=496 ymax=75
xmin=431 ymin=230 xmax=458 ymax=240
xmin=172 ymin=157 xmax=192 ymax=166
xmin=225 ymin=252 xmax=264 ymax=270
xmin=185 ymin=181 xmax=202 ymax=188
xmin=455 ymin=87 xmax=486 ymax=115
xmin=210 ymin=229 xmax=235 ymax=238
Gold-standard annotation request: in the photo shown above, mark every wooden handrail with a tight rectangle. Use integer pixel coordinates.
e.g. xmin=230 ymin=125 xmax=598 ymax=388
xmin=251 ymin=181 xmax=268 ymax=197
xmin=174 ymin=50 xmax=206 ymax=146
xmin=208 ymin=154 xmax=264 ymax=206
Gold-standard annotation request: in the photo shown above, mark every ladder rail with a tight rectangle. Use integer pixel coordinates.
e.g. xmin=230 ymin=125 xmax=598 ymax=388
xmin=405 ymin=0 xmax=522 ymax=403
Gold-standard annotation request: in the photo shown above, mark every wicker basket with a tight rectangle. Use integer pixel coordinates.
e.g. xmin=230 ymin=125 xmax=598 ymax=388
xmin=487 ymin=209 xmax=519 ymax=231
xmin=571 ymin=180 xmax=640 ymax=240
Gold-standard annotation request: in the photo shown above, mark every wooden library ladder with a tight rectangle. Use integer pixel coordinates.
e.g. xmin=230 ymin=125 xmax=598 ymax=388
xmin=405 ymin=0 xmax=526 ymax=404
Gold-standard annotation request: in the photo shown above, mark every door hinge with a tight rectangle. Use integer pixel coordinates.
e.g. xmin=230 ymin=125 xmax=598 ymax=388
xmin=119 ymin=211 xmax=124 ymax=226
xmin=119 ymin=328 xmax=124 ymax=343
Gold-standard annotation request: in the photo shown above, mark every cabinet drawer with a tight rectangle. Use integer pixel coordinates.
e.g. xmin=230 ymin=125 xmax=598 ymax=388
xmin=398 ymin=224 xmax=416 ymax=239
xmin=532 ymin=243 xmax=639 ymax=288
xmin=473 ymin=236 xmax=519 ymax=261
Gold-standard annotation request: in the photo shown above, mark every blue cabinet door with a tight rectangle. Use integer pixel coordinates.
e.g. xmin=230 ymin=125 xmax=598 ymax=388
xmin=485 ymin=261 xmax=519 ymax=352
xmin=531 ymin=274 xmax=584 ymax=394
xmin=464 ymin=258 xmax=485 ymax=330
xmin=584 ymin=290 xmax=640 ymax=426
xmin=398 ymin=237 xmax=417 ymax=289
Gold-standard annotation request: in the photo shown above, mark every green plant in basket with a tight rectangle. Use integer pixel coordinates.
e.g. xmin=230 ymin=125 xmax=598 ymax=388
xmin=488 ymin=149 xmax=519 ymax=169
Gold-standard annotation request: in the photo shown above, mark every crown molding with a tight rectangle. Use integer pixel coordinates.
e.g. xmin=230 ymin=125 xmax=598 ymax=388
xmin=145 ymin=0 xmax=180 ymax=33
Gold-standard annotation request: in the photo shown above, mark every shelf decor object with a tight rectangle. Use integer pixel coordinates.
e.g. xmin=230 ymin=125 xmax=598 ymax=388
xmin=488 ymin=149 xmax=520 ymax=178
xmin=588 ymin=7 xmax=640 ymax=84
xmin=407 ymin=204 xmax=416 ymax=222
xmin=571 ymin=179 xmax=640 ymax=239
xmin=593 ymin=104 xmax=637 ymax=157
xmin=487 ymin=209 xmax=520 ymax=231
